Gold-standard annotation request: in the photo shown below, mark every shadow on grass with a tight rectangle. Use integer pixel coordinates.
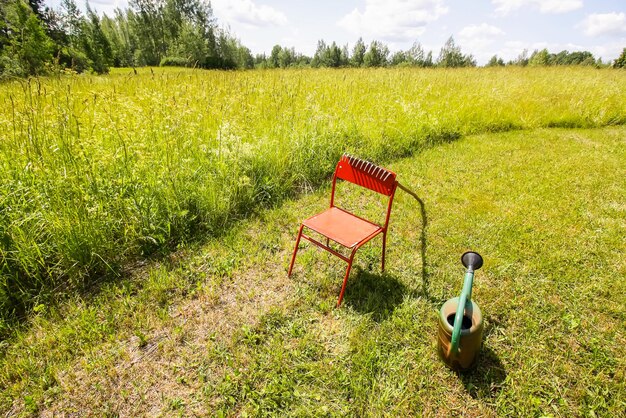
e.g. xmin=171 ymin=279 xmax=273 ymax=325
xmin=343 ymin=268 xmax=407 ymax=322
xmin=414 ymin=193 xmax=431 ymax=303
xmin=341 ymin=188 xmax=439 ymax=321
xmin=459 ymin=346 xmax=507 ymax=400
xmin=395 ymin=185 xmax=440 ymax=305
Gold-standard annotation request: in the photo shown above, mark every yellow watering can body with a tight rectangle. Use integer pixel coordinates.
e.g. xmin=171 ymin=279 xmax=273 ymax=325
xmin=437 ymin=296 xmax=484 ymax=370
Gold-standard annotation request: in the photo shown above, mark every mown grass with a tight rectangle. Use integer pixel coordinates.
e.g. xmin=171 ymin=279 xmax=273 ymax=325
xmin=1 ymin=67 xmax=625 ymax=330
xmin=1 ymin=126 xmax=623 ymax=416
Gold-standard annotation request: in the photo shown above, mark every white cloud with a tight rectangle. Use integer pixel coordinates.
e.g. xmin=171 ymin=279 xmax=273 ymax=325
xmin=458 ymin=24 xmax=505 ymax=63
xmin=89 ymin=0 xmax=121 ymax=5
xmin=337 ymin=0 xmax=448 ymax=42
xmin=73 ymin=0 xmax=128 ymax=15
xmin=587 ymin=42 xmax=626 ymax=62
xmin=211 ymin=0 xmax=288 ymax=28
xmin=492 ymin=0 xmax=582 ymax=15
xmin=537 ymin=0 xmax=583 ymax=14
xmin=459 ymin=23 xmax=504 ymax=39
xmin=580 ymin=12 xmax=626 ymax=37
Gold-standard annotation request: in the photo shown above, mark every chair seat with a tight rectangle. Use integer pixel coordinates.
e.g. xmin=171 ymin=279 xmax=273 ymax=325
xmin=303 ymin=207 xmax=382 ymax=248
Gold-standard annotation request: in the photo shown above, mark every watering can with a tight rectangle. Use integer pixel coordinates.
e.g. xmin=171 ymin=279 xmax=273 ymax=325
xmin=437 ymin=251 xmax=484 ymax=371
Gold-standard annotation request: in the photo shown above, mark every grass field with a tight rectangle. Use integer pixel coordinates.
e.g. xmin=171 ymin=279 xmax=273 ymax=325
xmin=1 ymin=67 xmax=625 ymax=333
xmin=1 ymin=124 xmax=624 ymax=416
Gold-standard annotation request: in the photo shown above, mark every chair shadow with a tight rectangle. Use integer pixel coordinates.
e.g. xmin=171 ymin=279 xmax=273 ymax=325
xmin=343 ymin=268 xmax=407 ymax=322
xmin=341 ymin=188 xmax=434 ymax=321
xmin=396 ymin=187 xmax=440 ymax=305
xmin=414 ymin=193 xmax=430 ymax=301
xmin=459 ymin=346 xmax=508 ymax=400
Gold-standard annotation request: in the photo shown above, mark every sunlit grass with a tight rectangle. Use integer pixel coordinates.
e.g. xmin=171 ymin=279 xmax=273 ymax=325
xmin=1 ymin=126 xmax=623 ymax=416
xmin=0 ymin=67 xmax=625 ymax=330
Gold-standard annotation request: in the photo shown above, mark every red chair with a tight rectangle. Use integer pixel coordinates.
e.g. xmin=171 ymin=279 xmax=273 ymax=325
xmin=288 ymin=154 xmax=398 ymax=307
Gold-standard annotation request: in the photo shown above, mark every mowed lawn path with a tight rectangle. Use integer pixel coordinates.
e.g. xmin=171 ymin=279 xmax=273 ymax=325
xmin=3 ymin=127 xmax=625 ymax=416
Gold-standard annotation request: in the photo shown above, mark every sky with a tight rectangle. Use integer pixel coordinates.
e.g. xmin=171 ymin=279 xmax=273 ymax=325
xmin=44 ymin=0 xmax=626 ymax=64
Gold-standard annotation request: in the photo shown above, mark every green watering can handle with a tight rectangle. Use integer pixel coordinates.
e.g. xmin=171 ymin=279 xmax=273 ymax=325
xmin=449 ymin=251 xmax=483 ymax=356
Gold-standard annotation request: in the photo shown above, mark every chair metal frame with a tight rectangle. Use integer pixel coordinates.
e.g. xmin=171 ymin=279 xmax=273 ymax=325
xmin=288 ymin=154 xmax=398 ymax=307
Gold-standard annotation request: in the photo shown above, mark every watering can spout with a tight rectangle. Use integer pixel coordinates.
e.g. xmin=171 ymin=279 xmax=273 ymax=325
xmin=462 ymin=251 xmax=483 ymax=272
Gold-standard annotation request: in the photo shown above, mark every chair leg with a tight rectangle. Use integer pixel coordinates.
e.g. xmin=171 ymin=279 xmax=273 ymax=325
xmin=288 ymin=225 xmax=304 ymax=277
xmin=381 ymin=231 xmax=387 ymax=272
xmin=336 ymin=250 xmax=357 ymax=307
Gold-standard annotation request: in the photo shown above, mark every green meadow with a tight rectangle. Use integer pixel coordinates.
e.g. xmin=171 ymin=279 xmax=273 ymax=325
xmin=0 ymin=67 xmax=625 ymax=415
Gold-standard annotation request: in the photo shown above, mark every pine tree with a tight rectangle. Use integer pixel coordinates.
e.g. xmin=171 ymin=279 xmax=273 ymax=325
xmin=363 ymin=40 xmax=388 ymax=67
xmin=327 ymin=41 xmax=342 ymax=67
xmin=486 ymin=55 xmax=504 ymax=67
xmin=528 ymin=49 xmax=550 ymax=66
xmin=437 ymin=36 xmax=475 ymax=68
xmin=311 ymin=39 xmax=327 ymax=67
xmin=437 ymin=36 xmax=463 ymax=67
xmin=351 ymin=37 xmax=365 ymax=67
xmin=407 ymin=42 xmax=425 ymax=66
xmin=269 ymin=44 xmax=281 ymax=68
xmin=80 ymin=5 xmax=113 ymax=73
xmin=1 ymin=0 xmax=53 ymax=76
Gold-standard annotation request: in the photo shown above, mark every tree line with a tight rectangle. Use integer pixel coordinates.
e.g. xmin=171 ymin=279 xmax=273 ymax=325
xmin=485 ymin=48 xmax=622 ymax=67
xmin=256 ymin=37 xmax=473 ymax=69
xmin=0 ymin=0 xmax=253 ymax=76
xmin=1 ymin=0 xmax=625 ymax=78
xmin=250 ymin=38 xmax=626 ymax=69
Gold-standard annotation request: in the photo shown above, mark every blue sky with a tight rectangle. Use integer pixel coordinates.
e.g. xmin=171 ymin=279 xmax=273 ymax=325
xmin=45 ymin=0 xmax=626 ymax=64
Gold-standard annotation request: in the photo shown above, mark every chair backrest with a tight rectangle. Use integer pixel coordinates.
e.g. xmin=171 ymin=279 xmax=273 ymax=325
xmin=330 ymin=154 xmax=398 ymax=229
xmin=334 ymin=154 xmax=397 ymax=196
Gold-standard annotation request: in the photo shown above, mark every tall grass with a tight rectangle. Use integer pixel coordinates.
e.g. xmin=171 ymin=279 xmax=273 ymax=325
xmin=0 ymin=67 xmax=624 ymax=330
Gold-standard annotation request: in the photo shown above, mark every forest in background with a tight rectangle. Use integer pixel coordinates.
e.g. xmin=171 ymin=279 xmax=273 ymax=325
xmin=1 ymin=0 xmax=626 ymax=78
